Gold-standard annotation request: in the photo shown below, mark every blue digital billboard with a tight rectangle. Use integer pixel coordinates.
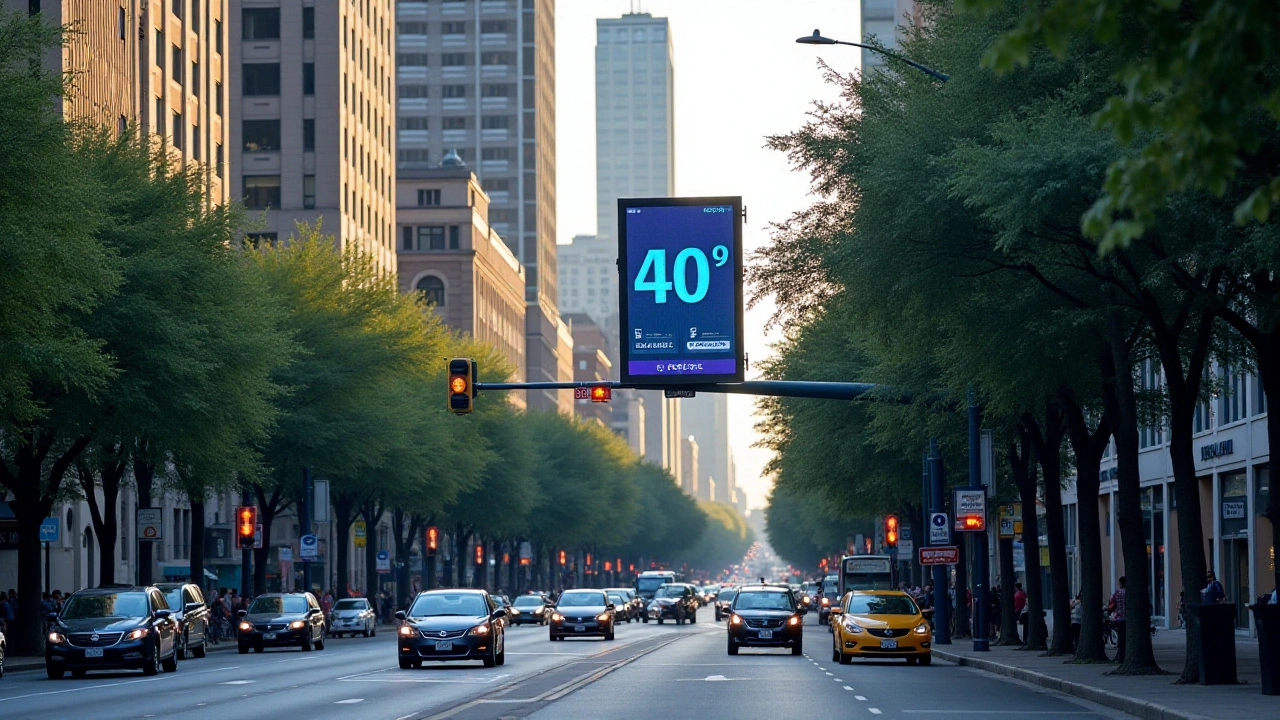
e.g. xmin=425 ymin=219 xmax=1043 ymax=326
xmin=617 ymin=196 xmax=744 ymax=386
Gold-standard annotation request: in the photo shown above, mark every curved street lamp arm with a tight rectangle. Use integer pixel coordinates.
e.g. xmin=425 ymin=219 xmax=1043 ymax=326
xmin=833 ymin=39 xmax=950 ymax=83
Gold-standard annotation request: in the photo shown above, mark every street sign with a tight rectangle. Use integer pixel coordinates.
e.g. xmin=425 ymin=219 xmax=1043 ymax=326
xmin=279 ymin=547 xmax=293 ymax=562
xmin=997 ymin=503 xmax=1022 ymax=539
xmin=954 ymin=489 xmax=987 ymax=531
xmin=898 ymin=538 xmax=914 ymax=555
xmin=354 ymin=520 xmax=367 ymax=548
xmin=664 ymin=389 xmax=697 ymax=399
xmin=618 ymin=196 xmax=745 ymax=386
xmin=253 ymin=524 xmax=263 ymax=550
xmin=39 ymin=517 xmax=60 ymax=543
xmin=929 ymin=512 xmax=949 ymax=545
xmin=376 ymin=550 xmax=391 ymax=573
xmin=574 ymin=387 xmax=591 ymax=400
xmin=981 ymin=429 xmax=996 ymax=498
xmin=300 ymin=533 xmax=319 ymax=560
xmin=313 ymin=478 xmax=330 ymax=523
xmin=136 ymin=508 xmax=163 ymax=541
xmin=919 ymin=546 xmax=960 ymax=565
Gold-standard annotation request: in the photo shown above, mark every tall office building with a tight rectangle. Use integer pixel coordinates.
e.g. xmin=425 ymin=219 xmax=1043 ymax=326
xmin=394 ymin=0 xmax=565 ymax=411
xmin=12 ymin=0 xmax=230 ymax=204
xmin=682 ymin=394 xmax=732 ymax=505
xmin=860 ymin=0 xmax=922 ymax=71
xmin=229 ymin=0 xmax=396 ymax=275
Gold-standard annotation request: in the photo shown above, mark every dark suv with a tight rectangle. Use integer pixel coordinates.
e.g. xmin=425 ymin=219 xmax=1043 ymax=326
xmin=647 ymin=583 xmax=698 ymax=624
xmin=156 ymin=582 xmax=210 ymax=659
xmin=45 ymin=585 xmax=179 ymax=678
xmin=726 ymin=585 xmax=804 ymax=656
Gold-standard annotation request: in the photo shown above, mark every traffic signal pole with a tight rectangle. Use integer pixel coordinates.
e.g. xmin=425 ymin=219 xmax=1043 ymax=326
xmin=474 ymin=379 xmax=877 ymax=400
xmin=929 ymin=439 xmax=951 ymax=645
xmin=969 ymin=396 xmax=990 ymax=651
xmin=301 ymin=467 xmax=312 ymax=593
xmin=240 ymin=489 xmax=253 ymax=598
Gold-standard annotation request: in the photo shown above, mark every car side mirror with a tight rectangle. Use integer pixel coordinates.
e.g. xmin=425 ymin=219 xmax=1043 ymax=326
xmin=46 ymin=612 xmax=58 ymax=622
xmin=185 ymin=602 xmax=204 ymax=614
xmin=491 ymin=608 xmax=506 ymax=620
xmin=829 ymin=607 xmax=843 ymax=616
xmin=237 ymin=609 xmax=247 ymax=618
xmin=395 ymin=610 xmax=407 ymax=621
xmin=155 ymin=609 xmax=173 ymax=620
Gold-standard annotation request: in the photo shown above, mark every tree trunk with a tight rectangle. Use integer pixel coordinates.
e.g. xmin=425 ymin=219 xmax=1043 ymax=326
xmin=333 ymin=494 xmax=355 ymax=596
xmin=190 ymin=495 xmax=206 ymax=589
xmin=1264 ymin=342 xmax=1280 ymax=601
xmin=1011 ymin=430 xmax=1048 ymax=650
xmin=79 ymin=448 xmax=126 ymax=586
xmin=455 ymin=524 xmax=472 ymax=587
xmin=133 ymin=448 xmax=156 ymax=587
xmin=252 ymin=485 xmax=287 ymax=595
xmin=1062 ymin=389 xmax=1111 ymax=662
xmin=361 ymin=500 xmax=384 ymax=598
xmin=1027 ymin=406 xmax=1073 ymax=655
xmin=1100 ymin=311 xmax=1161 ymax=674
xmin=996 ymin=534 xmax=1020 ymax=645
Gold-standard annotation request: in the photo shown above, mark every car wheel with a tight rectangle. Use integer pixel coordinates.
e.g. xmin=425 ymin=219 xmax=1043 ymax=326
xmin=315 ymin=634 xmax=325 ymax=651
xmin=193 ymin=638 xmax=207 ymax=659
xmin=642 ymin=616 xmax=649 ymax=623
xmin=832 ymin=645 xmax=840 ymax=663
xmin=792 ymin=641 xmax=803 ymax=656
xmin=301 ymin=634 xmax=313 ymax=652
xmin=688 ymin=612 xmax=696 ymax=624
xmin=399 ymin=657 xmax=414 ymax=670
xmin=919 ymin=654 xmax=932 ymax=666
xmin=906 ymin=656 xmax=918 ymax=665
xmin=143 ymin=641 xmax=161 ymax=676
xmin=238 ymin=643 xmax=249 ymax=654
xmin=177 ymin=632 xmax=188 ymax=660
xmin=483 ymin=645 xmax=497 ymax=668
xmin=604 ymin=628 xmax=615 ymax=641
xmin=162 ymin=648 xmax=178 ymax=673
xmin=71 ymin=669 xmax=87 ymax=678
xmin=363 ymin=628 xmax=369 ymax=638
xmin=254 ymin=644 xmax=264 ymax=653
xmin=657 ymin=618 xmax=663 ymax=625
xmin=715 ymin=611 xmax=722 ymax=622
xmin=727 ymin=640 xmax=739 ymax=656
xmin=47 ymin=663 xmax=65 ymax=680
xmin=549 ymin=632 xmax=558 ymax=642
xmin=496 ymin=643 xmax=506 ymax=666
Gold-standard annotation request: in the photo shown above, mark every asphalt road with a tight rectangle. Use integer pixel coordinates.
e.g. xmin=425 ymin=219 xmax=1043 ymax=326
xmin=0 ymin=609 xmax=1135 ymax=719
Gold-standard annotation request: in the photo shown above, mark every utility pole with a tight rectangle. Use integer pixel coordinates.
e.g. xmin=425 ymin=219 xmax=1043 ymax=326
xmin=969 ymin=394 xmax=990 ymax=651
xmin=301 ymin=467 xmax=312 ymax=593
xmin=929 ymin=438 xmax=951 ymax=644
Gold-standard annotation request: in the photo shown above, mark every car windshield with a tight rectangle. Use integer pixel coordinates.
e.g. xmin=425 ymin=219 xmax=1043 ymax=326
xmin=734 ymin=591 xmax=793 ymax=611
xmin=607 ymin=592 xmax=625 ymax=604
xmin=409 ymin=593 xmax=488 ymax=617
xmin=637 ymin=576 xmax=672 ymax=592
xmin=558 ymin=592 xmax=605 ymax=607
xmin=249 ymin=596 xmax=309 ymax=614
xmin=334 ymin=599 xmax=366 ymax=611
xmin=61 ymin=592 xmax=149 ymax=620
xmin=654 ymin=585 xmax=684 ymax=599
xmin=164 ymin=589 xmax=185 ymax=611
xmin=719 ymin=590 xmax=738 ymax=603
xmin=847 ymin=595 xmax=919 ymax=615
xmin=513 ymin=596 xmax=543 ymax=608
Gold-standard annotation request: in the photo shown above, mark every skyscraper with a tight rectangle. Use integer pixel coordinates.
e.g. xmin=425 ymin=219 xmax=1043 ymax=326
xmin=393 ymin=0 xmax=566 ymax=411
xmin=682 ymin=394 xmax=732 ymax=504
xmin=860 ymin=0 xmax=923 ymax=71
xmin=229 ymin=0 xmax=396 ymax=274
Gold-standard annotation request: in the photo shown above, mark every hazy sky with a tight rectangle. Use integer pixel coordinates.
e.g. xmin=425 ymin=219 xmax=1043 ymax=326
xmin=555 ymin=1 xmax=862 ymax=509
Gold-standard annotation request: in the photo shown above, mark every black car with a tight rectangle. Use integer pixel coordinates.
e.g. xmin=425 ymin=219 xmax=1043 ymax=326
xmin=509 ymin=594 xmax=550 ymax=625
xmin=606 ymin=590 xmax=635 ymax=623
xmin=714 ymin=588 xmax=739 ymax=621
xmin=237 ymin=592 xmax=326 ymax=653
xmin=647 ymin=583 xmax=697 ymax=624
xmin=550 ymin=589 xmax=615 ymax=641
xmin=45 ymin=585 xmax=179 ymax=678
xmin=156 ymin=582 xmax=210 ymax=659
xmin=396 ymin=589 xmax=507 ymax=668
xmin=726 ymin=585 xmax=804 ymax=656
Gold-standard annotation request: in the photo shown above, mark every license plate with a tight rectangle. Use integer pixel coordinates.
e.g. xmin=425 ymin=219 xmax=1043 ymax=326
xmin=574 ymin=625 xmax=585 ymax=632
xmin=759 ymin=630 xmax=773 ymax=639
xmin=880 ymin=639 xmax=898 ymax=649
xmin=434 ymin=641 xmax=453 ymax=652
xmin=85 ymin=647 xmax=104 ymax=658
xmin=263 ymin=632 xmax=277 ymax=640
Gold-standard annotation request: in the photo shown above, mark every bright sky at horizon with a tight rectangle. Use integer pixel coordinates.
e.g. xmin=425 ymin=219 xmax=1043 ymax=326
xmin=555 ymin=1 xmax=862 ymax=511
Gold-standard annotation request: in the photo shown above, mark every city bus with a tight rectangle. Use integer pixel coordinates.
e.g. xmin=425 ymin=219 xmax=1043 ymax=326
xmin=839 ymin=554 xmax=894 ymax=596
xmin=635 ymin=570 xmax=685 ymax=601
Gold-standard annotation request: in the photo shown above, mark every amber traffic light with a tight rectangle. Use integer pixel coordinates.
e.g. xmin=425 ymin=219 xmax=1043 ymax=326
xmin=558 ymin=550 xmax=567 ymax=566
xmin=884 ymin=514 xmax=899 ymax=548
xmin=236 ymin=506 xmax=257 ymax=549
xmin=590 ymin=385 xmax=611 ymax=402
xmin=474 ymin=545 xmax=484 ymax=565
xmin=448 ymin=358 xmax=476 ymax=414
xmin=425 ymin=525 xmax=439 ymax=554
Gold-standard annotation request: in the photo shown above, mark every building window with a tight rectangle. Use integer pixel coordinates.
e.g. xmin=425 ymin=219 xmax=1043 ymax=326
xmin=443 ymin=117 xmax=467 ymax=130
xmin=481 ymin=147 xmax=511 ymax=160
xmin=397 ymin=53 xmax=428 ymax=67
xmin=242 ymin=175 xmax=281 ymax=209
xmin=242 ymin=8 xmax=280 ymax=40
xmin=400 ymin=85 xmax=428 ymax=98
xmin=398 ymin=149 xmax=429 ymax=164
xmin=303 ymin=118 xmax=315 ymax=151
xmin=214 ymin=19 xmax=222 ymax=52
xmin=441 ymin=84 xmax=467 ymax=98
xmin=171 ymin=0 xmax=181 ymax=17
xmin=415 ymin=226 xmax=446 ymax=250
xmin=481 ymin=116 xmax=510 ymax=130
xmin=242 ymin=64 xmax=281 ymax=96
xmin=155 ymin=30 xmax=164 ymax=68
xmin=191 ymin=0 xmax=199 ymax=33
xmin=1256 ymin=376 xmax=1269 ymax=416
xmin=398 ymin=117 xmax=428 ymax=130
xmin=192 ymin=124 xmax=200 ymax=159
xmin=484 ymin=177 xmax=510 ymax=192
xmin=441 ymin=53 xmax=468 ymax=67
xmin=302 ymin=6 xmax=315 ymax=39
xmin=480 ymin=51 xmax=512 ymax=66
xmin=417 ymin=189 xmax=441 ymax=206
xmin=117 ymin=114 xmax=127 ymax=136
xmin=441 ymin=21 xmax=465 ymax=34
xmin=449 ymin=225 xmax=460 ymax=249
xmin=399 ymin=22 xmax=427 ymax=35
xmin=171 ymin=46 xmax=182 ymax=82
xmin=480 ymin=20 xmax=508 ymax=33
xmin=215 ymin=81 xmax=222 ymax=114
xmin=118 ymin=7 xmax=126 ymax=40
xmin=171 ymin=112 xmax=183 ymax=150
xmin=191 ymin=62 xmax=199 ymax=95
xmin=303 ymin=175 xmax=315 ymax=209
xmin=1220 ymin=363 xmax=1248 ymax=424
xmin=415 ymin=276 xmax=446 ymax=306
xmin=303 ymin=63 xmax=315 ymax=95
xmin=242 ymin=119 xmax=280 ymax=152
xmin=482 ymin=83 xmax=512 ymax=97
xmin=215 ymin=142 xmax=223 ymax=178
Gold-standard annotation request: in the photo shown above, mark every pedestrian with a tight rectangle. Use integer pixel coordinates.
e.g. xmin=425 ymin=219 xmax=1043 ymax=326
xmin=1107 ymin=576 xmax=1127 ymax=663
xmin=52 ymin=589 xmax=64 ymax=613
xmin=989 ymin=585 xmax=1002 ymax=641
xmin=1012 ymin=583 xmax=1027 ymax=643
xmin=1202 ymin=570 xmax=1226 ymax=604
xmin=1069 ymin=592 xmax=1083 ymax=653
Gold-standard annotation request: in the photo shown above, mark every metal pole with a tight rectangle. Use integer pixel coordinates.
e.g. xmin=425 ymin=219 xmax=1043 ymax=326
xmin=969 ymin=394 xmax=990 ymax=651
xmin=44 ymin=541 xmax=50 ymax=595
xmin=929 ymin=438 xmax=951 ymax=644
xmin=301 ymin=467 xmax=312 ymax=593
xmin=241 ymin=488 xmax=253 ymax=598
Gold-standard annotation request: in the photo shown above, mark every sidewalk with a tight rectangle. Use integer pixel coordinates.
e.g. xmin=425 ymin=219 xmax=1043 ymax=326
xmin=931 ymin=629 xmax=1275 ymax=720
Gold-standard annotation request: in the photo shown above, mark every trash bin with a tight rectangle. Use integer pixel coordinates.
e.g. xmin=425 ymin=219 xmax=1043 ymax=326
xmin=1250 ymin=603 xmax=1280 ymax=695
xmin=1189 ymin=602 xmax=1238 ymax=685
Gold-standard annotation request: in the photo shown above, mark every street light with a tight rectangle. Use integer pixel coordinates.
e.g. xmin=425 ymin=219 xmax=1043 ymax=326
xmin=796 ymin=29 xmax=949 ymax=83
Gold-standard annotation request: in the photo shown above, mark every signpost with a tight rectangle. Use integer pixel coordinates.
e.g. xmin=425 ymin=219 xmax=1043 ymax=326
xmin=929 ymin=512 xmax=949 ymax=545
xmin=354 ymin=520 xmax=367 ymax=548
xmin=954 ymin=488 xmax=987 ymax=531
xmin=40 ymin=517 xmax=59 ymax=594
xmin=617 ymin=197 xmax=745 ymax=386
xmin=376 ymin=550 xmax=391 ymax=573
xmin=919 ymin=546 xmax=960 ymax=565
xmin=300 ymin=533 xmax=319 ymax=561
xmin=997 ymin=503 xmax=1022 ymax=539
xmin=136 ymin=508 xmax=163 ymax=541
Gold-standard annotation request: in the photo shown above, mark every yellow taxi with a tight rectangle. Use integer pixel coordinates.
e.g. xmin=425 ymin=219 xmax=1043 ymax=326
xmin=829 ymin=590 xmax=932 ymax=665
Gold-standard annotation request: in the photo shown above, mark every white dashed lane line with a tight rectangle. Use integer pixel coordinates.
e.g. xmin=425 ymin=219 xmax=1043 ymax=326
xmin=869 ymin=710 xmax=882 ymax=715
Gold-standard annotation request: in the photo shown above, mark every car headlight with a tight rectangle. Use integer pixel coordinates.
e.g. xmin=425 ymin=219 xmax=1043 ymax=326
xmin=290 ymin=620 xmax=306 ymax=630
xmin=126 ymin=627 xmax=150 ymax=640
xmin=787 ymin=615 xmax=801 ymax=626
xmin=511 ymin=608 xmax=520 ymax=614
xmin=914 ymin=622 xmax=930 ymax=635
xmin=551 ymin=612 xmax=563 ymax=622
xmin=821 ymin=597 xmax=830 ymax=607
xmin=48 ymin=632 xmax=66 ymax=644
xmin=730 ymin=614 xmax=743 ymax=626
xmin=842 ymin=618 xmax=863 ymax=633
xmin=469 ymin=623 xmax=490 ymax=636
xmin=597 ymin=613 xmax=610 ymax=622
xmin=399 ymin=625 xmax=416 ymax=637
xmin=239 ymin=621 xmax=253 ymax=632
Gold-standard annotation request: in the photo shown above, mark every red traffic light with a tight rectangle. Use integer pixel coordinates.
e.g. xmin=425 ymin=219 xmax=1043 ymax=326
xmin=236 ymin=506 xmax=257 ymax=549
xmin=590 ymin=385 xmax=611 ymax=402
xmin=558 ymin=550 xmax=567 ymax=566
xmin=884 ymin=514 xmax=900 ymax=548
xmin=474 ymin=545 xmax=484 ymax=565
xmin=425 ymin=526 xmax=439 ymax=552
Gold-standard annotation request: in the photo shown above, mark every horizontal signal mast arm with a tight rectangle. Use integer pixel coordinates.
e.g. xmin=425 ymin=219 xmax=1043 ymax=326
xmin=473 ymin=380 xmax=878 ymax=401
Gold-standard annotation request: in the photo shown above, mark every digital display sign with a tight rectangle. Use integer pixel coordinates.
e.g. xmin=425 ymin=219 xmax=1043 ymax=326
xmin=617 ymin=196 xmax=744 ymax=386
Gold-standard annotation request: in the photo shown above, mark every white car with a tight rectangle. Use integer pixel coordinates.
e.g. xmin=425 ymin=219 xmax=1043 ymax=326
xmin=0 ymin=626 xmax=6 ymax=678
xmin=328 ymin=598 xmax=376 ymax=637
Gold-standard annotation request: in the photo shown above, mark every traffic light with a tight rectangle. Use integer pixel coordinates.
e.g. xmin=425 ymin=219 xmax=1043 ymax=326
xmin=884 ymin=514 xmax=900 ymax=548
xmin=425 ymin=526 xmax=439 ymax=554
xmin=474 ymin=545 xmax=484 ymax=565
xmin=448 ymin=358 xmax=476 ymax=414
xmin=558 ymin=550 xmax=567 ymax=566
xmin=590 ymin=385 xmax=611 ymax=402
xmin=235 ymin=506 xmax=257 ymax=549
xmin=604 ymin=561 xmax=613 ymax=572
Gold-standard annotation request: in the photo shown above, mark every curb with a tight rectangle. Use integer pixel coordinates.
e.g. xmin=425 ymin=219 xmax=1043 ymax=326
xmin=930 ymin=649 xmax=1216 ymax=720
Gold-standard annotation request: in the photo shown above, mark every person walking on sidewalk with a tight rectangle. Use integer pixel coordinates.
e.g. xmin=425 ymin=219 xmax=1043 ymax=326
xmin=1069 ymin=592 xmax=1083 ymax=653
xmin=1013 ymin=583 xmax=1027 ymax=643
xmin=1107 ymin=577 xmax=1127 ymax=663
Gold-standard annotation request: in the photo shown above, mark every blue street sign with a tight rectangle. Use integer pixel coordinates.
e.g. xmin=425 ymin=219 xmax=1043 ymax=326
xmin=39 ymin=517 xmax=60 ymax=543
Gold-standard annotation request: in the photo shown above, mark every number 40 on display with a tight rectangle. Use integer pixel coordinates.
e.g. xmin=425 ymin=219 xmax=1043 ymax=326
xmin=634 ymin=245 xmax=729 ymax=304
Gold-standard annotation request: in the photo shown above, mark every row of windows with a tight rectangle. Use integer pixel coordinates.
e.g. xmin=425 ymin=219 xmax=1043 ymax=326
xmin=242 ymin=175 xmax=316 ymax=210
xmin=243 ymin=64 xmax=314 ymax=96
xmin=396 ymin=52 xmax=514 ymax=66
xmin=243 ymin=7 xmax=315 ymax=40
xmin=398 ymin=116 xmax=511 ymax=130
xmin=398 ymin=20 xmax=510 ymax=35
xmin=399 ymin=83 xmax=513 ymax=98
xmin=402 ymin=225 xmax=461 ymax=251
xmin=242 ymin=119 xmax=316 ymax=153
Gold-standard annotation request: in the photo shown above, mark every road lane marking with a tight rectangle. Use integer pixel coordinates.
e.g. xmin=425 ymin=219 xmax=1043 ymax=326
xmin=335 ymin=698 xmax=364 ymax=704
xmin=869 ymin=709 xmax=882 ymax=715
xmin=856 ymin=695 xmax=867 ymax=701
xmin=219 ymin=680 xmax=254 ymax=685
xmin=824 ymin=671 xmax=833 ymax=676
xmin=900 ymin=712 xmax=1100 ymax=715
xmin=0 ymin=665 xmax=236 ymax=704
xmin=833 ymin=677 xmax=843 ymax=681
xmin=843 ymin=686 xmax=854 ymax=691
